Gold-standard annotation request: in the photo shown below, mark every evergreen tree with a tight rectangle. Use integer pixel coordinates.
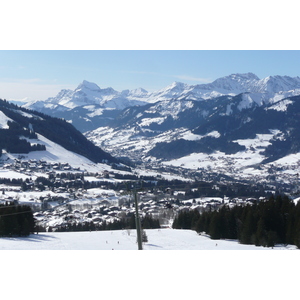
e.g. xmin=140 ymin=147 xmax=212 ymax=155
xmin=174 ymin=195 xmax=300 ymax=248
xmin=0 ymin=204 xmax=35 ymax=237
xmin=255 ymin=217 xmax=267 ymax=246
xmin=240 ymin=206 xmax=256 ymax=244
xmin=209 ymin=211 xmax=223 ymax=240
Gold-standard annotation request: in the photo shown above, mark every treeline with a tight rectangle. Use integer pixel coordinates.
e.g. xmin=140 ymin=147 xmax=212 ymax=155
xmin=40 ymin=214 xmax=160 ymax=233
xmin=172 ymin=195 xmax=300 ymax=248
xmin=149 ymin=136 xmax=245 ymax=160
xmin=0 ymin=178 xmax=24 ymax=186
xmin=0 ymin=121 xmax=45 ymax=154
xmin=0 ymin=203 xmax=35 ymax=237
xmin=185 ymin=180 xmax=269 ymax=198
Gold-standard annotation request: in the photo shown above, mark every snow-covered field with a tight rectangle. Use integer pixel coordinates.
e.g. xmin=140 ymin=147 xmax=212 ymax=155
xmin=0 ymin=228 xmax=297 ymax=250
xmin=2 ymin=228 xmax=298 ymax=300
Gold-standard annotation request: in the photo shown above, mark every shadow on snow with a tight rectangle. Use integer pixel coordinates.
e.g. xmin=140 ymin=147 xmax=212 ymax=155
xmin=0 ymin=234 xmax=59 ymax=243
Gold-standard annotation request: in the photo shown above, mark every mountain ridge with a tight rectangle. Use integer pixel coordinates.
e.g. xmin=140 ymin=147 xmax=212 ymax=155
xmin=24 ymin=73 xmax=300 ymax=108
xmin=21 ymin=73 xmax=300 ymax=133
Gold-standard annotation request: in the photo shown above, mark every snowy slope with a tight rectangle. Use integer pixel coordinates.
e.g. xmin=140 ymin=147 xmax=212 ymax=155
xmin=2 ymin=133 xmax=114 ymax=173
xmin=0 ymin=111 xmax=13 ymax=129
xmin=0 ymin=229 xmax=296 ymax=250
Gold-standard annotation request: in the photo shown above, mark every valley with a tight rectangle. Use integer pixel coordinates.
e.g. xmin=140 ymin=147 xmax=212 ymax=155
xmin=2 ymin=72 xmax=300 ymax=248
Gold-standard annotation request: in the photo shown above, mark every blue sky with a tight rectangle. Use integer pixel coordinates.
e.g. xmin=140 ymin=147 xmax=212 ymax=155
xmin=1 ymin=50 xmax=300 ymax=101
xmin=1 ymin=1 xmax=299 ymax=101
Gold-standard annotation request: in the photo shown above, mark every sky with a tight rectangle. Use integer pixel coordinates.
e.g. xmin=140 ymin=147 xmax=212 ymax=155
xmin=0 ymin=1 xmax=299 ymax=102
xmin=1 ymin=50 xmax=300 ymax=101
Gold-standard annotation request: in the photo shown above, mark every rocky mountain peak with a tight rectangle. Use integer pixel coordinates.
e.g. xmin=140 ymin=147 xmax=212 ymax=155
xmin=76 ymin=80 xmax=101 ymax=92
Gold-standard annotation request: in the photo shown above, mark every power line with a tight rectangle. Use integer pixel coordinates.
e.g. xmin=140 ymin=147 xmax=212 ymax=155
xmin=0 ymin=203 xmax=24 ymax=210
xmin=0 ymin=202 xmax=34 ymax=217
xmin=0 ymin=210 xmax=32 ymax=217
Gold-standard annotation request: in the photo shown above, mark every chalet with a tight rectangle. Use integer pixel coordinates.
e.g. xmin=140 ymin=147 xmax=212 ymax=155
xmin=103 ymin=170 xmax=110 ymax=178
xmin=57 ymin=187 xmax=67 ymax=193
xmin=91 ymin=216 xmax=102 ymax=222
xmin=108 ymin=211 xmax=118 ymax=217
xmin=246 ymin=198 xmax=257 ymax=204
xmin=109 ymin=206 xmax=120 ymax=211
xmin=99 ymin=199 xmax=110 ymax=206
xmin=29 ymin=163 xmax=37 ymax=169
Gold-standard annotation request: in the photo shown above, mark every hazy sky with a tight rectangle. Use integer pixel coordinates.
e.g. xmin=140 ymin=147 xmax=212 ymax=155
xmin=1 ymin=50 xmax=300 ymax=101
xmin=1 ymin=1 xmax=299 ymax=102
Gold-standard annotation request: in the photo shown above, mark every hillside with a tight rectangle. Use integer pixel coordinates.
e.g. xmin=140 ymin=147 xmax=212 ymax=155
xmin=0 ymin=98 xmax=116 ymax=164
xmin=84 ymin=93 xmax=300 ymax=193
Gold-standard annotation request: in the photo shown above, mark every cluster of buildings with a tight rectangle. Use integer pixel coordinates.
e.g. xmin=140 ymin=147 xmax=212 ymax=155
xmin=2 ymin=159 xmax=80 ymax=174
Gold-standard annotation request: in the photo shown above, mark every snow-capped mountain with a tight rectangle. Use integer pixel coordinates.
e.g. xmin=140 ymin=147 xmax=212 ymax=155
xmin=145 ymin=73 xmax=300 ymax=103
xmin=23 ymin=80 xmax=148 ymax=112
xmin=194 ymin=73 xmax=300 ymax=94
xmin=197 ymin=72 xmax=260 ymax=92
xmin=22 ymin=73 xmax=300 ymax=133
xmin=17 ymin=72 xmax=300 ymax=189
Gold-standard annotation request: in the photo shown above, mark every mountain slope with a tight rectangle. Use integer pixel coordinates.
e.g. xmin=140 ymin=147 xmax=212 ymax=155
xmin=0 ymin=99 xmax=116 ymax=164
xmin=84 ymin=92 xmax=300 ymax=191
xmin=149 ymin=94 xmax=300 ymax=162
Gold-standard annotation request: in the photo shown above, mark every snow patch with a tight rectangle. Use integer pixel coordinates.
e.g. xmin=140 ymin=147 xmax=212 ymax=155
xmin=0 ymin=111 xmax=13 ymax=129
xmin=139 ymin=117 xmax=166 ymax=127
xmin=266 ymin=99 xmax=294 ymax=111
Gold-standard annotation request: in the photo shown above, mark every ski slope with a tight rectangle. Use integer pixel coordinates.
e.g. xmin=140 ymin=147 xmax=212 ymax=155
xmin=2 ymin=222 xmax=297 ymax=300
xmin=0 ymin=228 xmax=297 ymax=250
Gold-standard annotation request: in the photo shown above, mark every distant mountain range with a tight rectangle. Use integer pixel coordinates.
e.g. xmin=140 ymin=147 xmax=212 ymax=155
xmin=23 ymin=73 xmax=300 ymax=110
xmin=18 ymin=73 xmax=300 ymax=186
xmin=22 ymin=73 xmax=300 ymax=132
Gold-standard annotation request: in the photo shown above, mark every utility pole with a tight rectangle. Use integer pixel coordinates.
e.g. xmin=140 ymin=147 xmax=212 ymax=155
xmin=133 ymin=188 xmax=143 ymax=250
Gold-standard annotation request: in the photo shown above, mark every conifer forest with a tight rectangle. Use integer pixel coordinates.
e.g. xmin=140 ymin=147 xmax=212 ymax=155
xmin=173 ymin=195 xmax=300 ymax=248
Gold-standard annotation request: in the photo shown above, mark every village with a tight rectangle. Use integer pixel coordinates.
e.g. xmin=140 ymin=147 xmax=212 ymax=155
xmin=2 ymin=158 xmax=83 ymax=175
xmin=0 ymin=158 xmax=267 ymax=232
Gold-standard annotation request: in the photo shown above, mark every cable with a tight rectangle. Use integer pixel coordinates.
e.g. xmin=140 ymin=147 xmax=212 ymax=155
xmin=0 ymin=204 xmax=23 ymax=210
xmin=0 ymin=210 xmax=32 ymax=217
